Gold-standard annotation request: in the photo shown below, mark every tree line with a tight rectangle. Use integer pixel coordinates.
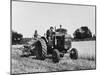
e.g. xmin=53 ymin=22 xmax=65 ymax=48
xmin=12 ymin=26 xmax=96 ymax=45
xmin=73 ymin=26 xmax=96 ymax=41
xmin=12 ymin=31 xmax=23 ymax=44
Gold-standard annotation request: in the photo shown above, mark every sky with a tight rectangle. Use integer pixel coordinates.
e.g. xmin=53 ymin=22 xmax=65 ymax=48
xmin=12 ymin=1 xmax=95 ymax=38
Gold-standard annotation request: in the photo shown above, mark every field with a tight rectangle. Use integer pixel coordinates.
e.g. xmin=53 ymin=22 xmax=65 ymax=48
xmin=11 ymin=41 xmax=96 ymax=74
xmin=72 ymin=41 xmax=96 ymax=60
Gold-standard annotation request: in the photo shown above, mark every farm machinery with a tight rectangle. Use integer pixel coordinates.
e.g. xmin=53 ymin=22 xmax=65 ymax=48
xmin=21 ymin=26 xmax=78 ymax=63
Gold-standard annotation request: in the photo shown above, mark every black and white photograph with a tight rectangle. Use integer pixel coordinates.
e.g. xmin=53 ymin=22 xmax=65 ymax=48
xmin=11 ymin=0 xmax=96 ymax=74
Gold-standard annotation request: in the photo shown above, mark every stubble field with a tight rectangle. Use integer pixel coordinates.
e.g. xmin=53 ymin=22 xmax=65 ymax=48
xmin=11 ymin=41 xmax=96 ymax=74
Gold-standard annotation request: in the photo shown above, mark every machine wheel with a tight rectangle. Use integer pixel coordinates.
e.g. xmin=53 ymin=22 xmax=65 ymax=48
xmin=21 ymin=46 xmax=31 ymax=57
xmin=70 ymin=48 xmax=78 ymax=59
xmin=60 ymin=53 xmax=64 ymax=58
xmin=52 ymin=49 xmax=60 ymax=63
xmin=35 ymin=38 xmax=47 ymax=60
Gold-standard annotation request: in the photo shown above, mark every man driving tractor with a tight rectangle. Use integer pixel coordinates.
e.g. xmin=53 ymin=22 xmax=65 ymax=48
xmin=46 ymin=26 xmax=55 ymax=40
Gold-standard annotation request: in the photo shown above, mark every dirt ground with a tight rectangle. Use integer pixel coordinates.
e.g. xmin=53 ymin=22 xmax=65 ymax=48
xmin=11 ymin=41 xmax=96 ymax=74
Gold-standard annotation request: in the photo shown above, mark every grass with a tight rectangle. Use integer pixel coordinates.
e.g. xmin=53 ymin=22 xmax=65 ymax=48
xmin=79 ymin=55 xmax=95 ymax=61
xmin=11 ymin=41 xmax=96 ymax=74
xmin=72 ymin=41 xmax=95 ymax=61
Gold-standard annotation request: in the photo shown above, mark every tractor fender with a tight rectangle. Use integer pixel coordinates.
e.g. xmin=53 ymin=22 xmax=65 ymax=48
xmin=41 ymin=36 xmax=48 ymax=45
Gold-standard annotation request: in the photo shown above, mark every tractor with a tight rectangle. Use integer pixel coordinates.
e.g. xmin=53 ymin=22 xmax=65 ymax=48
xmin=21 ymin=26 xmax=78 ymax=63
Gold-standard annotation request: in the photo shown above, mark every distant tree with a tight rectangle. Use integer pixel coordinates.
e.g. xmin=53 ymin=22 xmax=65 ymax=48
xmin=12 ymin=31 xmax=23 ymax=44
xmin=73 ymin=26 xmax=92 ymax=40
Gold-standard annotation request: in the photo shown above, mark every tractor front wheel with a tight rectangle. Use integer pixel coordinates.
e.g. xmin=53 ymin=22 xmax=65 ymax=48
xmin=70 ymin=48 xmax=78 ymax=59
xmin=52 ymin=49 xmax=60 ymax=63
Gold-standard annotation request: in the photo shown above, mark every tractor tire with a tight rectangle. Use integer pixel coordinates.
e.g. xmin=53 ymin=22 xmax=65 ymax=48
xmin=52 ymin=49 xmax=60 ymax=63
xmin=70 ymin=48 xmax=78 ymax=59
xmin=35 ymin=38 xmax=47 ymax=60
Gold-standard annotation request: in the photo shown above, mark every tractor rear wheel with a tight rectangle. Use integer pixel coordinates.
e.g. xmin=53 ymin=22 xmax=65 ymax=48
xmin=35 ymin=38 xmax=47 ymax=60
xmin=70 ymin=48 xmax=78 ymax=59
xmin=52 ymin=49 xmax=60 ymax=63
